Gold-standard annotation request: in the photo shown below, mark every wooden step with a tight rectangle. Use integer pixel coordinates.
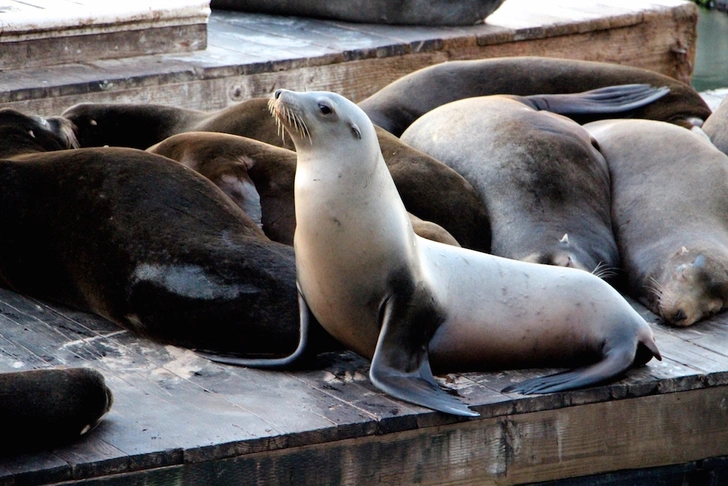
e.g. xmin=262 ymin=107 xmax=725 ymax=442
xmin=0 ymin=0 xmax=210 ymax=71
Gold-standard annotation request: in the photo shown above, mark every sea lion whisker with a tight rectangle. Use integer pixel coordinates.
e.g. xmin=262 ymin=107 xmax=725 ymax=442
xmin=591 ymin=262 xmax=617 ymax=280
xmin=646 ymin=277 xmax=666 ymax=304
xmin=295 ymin=113 xmax=312 ymax=144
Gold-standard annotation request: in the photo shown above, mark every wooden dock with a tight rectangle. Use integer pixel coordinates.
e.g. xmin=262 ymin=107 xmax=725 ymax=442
xmin=3 ymin=0 xmax=728 ymax=484
xmin=0 ymin=0 xmax=699 ymax=116
xmin=3 ymin=285 xmax=728 ymax=485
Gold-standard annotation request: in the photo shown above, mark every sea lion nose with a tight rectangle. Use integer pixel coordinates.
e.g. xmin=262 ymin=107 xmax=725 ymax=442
xmin=274 ymin=89 xmax=283 ymax=99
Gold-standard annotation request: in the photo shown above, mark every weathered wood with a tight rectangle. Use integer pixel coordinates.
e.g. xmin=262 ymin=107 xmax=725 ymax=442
xmin=0 ymin=0 xmax=698 ymax=116
xmin=0 ymin=0 xmax=210 ymax=70
xmin=16 ymin=387 xmax=728 ymax=486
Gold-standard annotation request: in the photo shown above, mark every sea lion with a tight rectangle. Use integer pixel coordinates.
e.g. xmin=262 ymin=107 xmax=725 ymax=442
xmin=66 ymin=100 xmax=491 ymax=251
xmin=0 ymin=108 xmax=79 ymax=156
xmin=702 ymin=96 xmax=728 ymax=156
xmin=62 ymin=98 xmax=294 ymax=151
xmin=359 ymin=56 xmax=709 ymax=136
xmin=147 ymin=131 xmax=462 ymax=247
xmin=0 ymin=108 xmax=336 ymax=362
xmin=264 ymin=89 xmax=661 ymax=416
xmin=401 ymin=95 xmax=619 ymax=275
xmin=147 ymin=132 xmax=295 ymax=243
xmin=0 ymin=367 xmax=113 ymax=455
xmin=585 ymin=119 xmax=728 ymax=327
xmin=210 ymin=0 xmax=506 ymax=26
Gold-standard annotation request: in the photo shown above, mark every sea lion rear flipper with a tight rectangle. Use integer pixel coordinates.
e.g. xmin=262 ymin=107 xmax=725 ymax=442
xmin=502 ymin=342 xmax=641 ymax=395
xmin=520 ymin=84 xmax=670 ymax=115
xmin=196 ymin=284 xmax=311 ymax=369
xmin=369 ymin=293 xmax=479 ymax=417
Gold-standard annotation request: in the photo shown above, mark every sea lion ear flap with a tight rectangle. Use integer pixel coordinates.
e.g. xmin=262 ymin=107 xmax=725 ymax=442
xmin=693 ymin=254 xmax=706 ymax=268
xmin=351 ymin=123 xmax=362 ymax=140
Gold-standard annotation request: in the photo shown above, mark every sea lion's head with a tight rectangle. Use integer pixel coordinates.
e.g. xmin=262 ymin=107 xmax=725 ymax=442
xmin=269 ymin=89 xmax=377 ymax=164
xmin=652 ymin=246 xmax=728 ymax=326
xmin=0 ymin=108 xmax=78 ymax=157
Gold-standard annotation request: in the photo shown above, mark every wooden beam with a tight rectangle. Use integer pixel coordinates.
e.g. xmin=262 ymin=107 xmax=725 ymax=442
xmin=33 ymin=386 xmax=728 ymax=485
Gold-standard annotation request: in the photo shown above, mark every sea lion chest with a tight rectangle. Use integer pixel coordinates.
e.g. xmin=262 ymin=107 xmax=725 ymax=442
xmin=294 ymin=156 xmax=416 ymax=358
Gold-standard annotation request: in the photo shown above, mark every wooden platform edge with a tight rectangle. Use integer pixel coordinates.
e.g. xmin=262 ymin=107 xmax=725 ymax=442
xmin=0 ymin=0 xmax=211 ymax=71
xmin=12 ymin=385 xmax=727 ymax=486
xmin=0 ymin=24 xmax=209 ymax=72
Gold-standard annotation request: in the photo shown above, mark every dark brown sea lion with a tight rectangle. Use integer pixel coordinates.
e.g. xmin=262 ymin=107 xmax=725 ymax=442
xmin=210 ymin=0 xmax=506 ymax=26
xmin=147 ymin=131 xmax=295 ymax=243
xmin=585 ymin=119 xmax=728 ymax=327
xmin=266 ymin=88 xmax=660 ymax=416
xmin=64 ymin=99 xmax=492 ymax=251
xmin=401 ymin=96 xmax=619 ymax=275
xmin=147 ymin=131 xmax=463 ymax=247
xmin=62 ymin=98 xmax=292 ymax=151
xmin=358 ymin=57 xmax=710 ymax=136
xmin=0 ymin=368 xmax=113 ymax=455
xmin=0 ymin=108 xmax=335 ymax=362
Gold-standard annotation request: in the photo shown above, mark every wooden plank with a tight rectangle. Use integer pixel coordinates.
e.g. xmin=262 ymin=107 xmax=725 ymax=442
xmin=31 ymin=387 xmax=728 ymax=486
xmin=0 ymin=25 xmax=208 ymax=71
xmin=504 ymin=386 xmax=728 ymax=483
xmin=0 ymin=0 xmax=209 ymax=69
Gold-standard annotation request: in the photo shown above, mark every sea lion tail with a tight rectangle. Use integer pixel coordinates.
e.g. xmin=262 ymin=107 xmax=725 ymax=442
xmin=635 ymin=329 xmax=662 ymax=365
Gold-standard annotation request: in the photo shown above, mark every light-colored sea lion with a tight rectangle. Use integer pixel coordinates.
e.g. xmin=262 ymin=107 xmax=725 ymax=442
xmin=585 ymin=119 xmax=728 ymax=327
xmin=401 ymin=95 xmax=619 ymax=275
xmin=65 ymin=100 xmax=492 ymax=251
xmin=210 ymin=0 xmax=506 ymax=26
xmin=0 ymin=108 xmax=338 ymax=362
xmin=262 ymin=89 xmax=661 ymax=416
xmin=0 ymin=368 xmax=113 ymax=455
xmin=702 ymin=96 xmax=728 ymax=155
xmin=147 ymin=131 xmax=462 ymax=247
xmin=359 ymin=56 xmax=709 ymax=136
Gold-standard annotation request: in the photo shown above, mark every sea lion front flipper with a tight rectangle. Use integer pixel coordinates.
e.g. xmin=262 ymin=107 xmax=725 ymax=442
xmin=520 ymin=84 xmax=670 ymax=115
xmin=0 ymin=368 xmax=113 ymax=455
xmin=196 ymin=284 xmax=312 ymax=369
xmin=369 ymin=293 xmax=479 ymax=417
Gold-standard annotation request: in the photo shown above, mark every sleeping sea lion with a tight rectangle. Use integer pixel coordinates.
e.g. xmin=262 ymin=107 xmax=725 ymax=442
xmin=585 ymin=119 xmax=728 ymax=327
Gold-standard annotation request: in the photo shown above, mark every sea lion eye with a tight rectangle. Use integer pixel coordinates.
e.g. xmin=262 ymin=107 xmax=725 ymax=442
xmin=318 ymin=103 xmax=332 ymax=115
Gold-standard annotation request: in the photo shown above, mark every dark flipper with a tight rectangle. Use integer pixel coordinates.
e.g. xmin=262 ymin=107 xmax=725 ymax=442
xmin=502 ymin=342 xmax=638 ymax=395
xmin=369 ymin=292 xmax=479 ymax=417
xmin=518 ymin=84 xmax=670 ymax=115
xmin=196 ymin=284 xmax=311 ymax=369
xmin=0 ymin=368 xmax=113 ymax=455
